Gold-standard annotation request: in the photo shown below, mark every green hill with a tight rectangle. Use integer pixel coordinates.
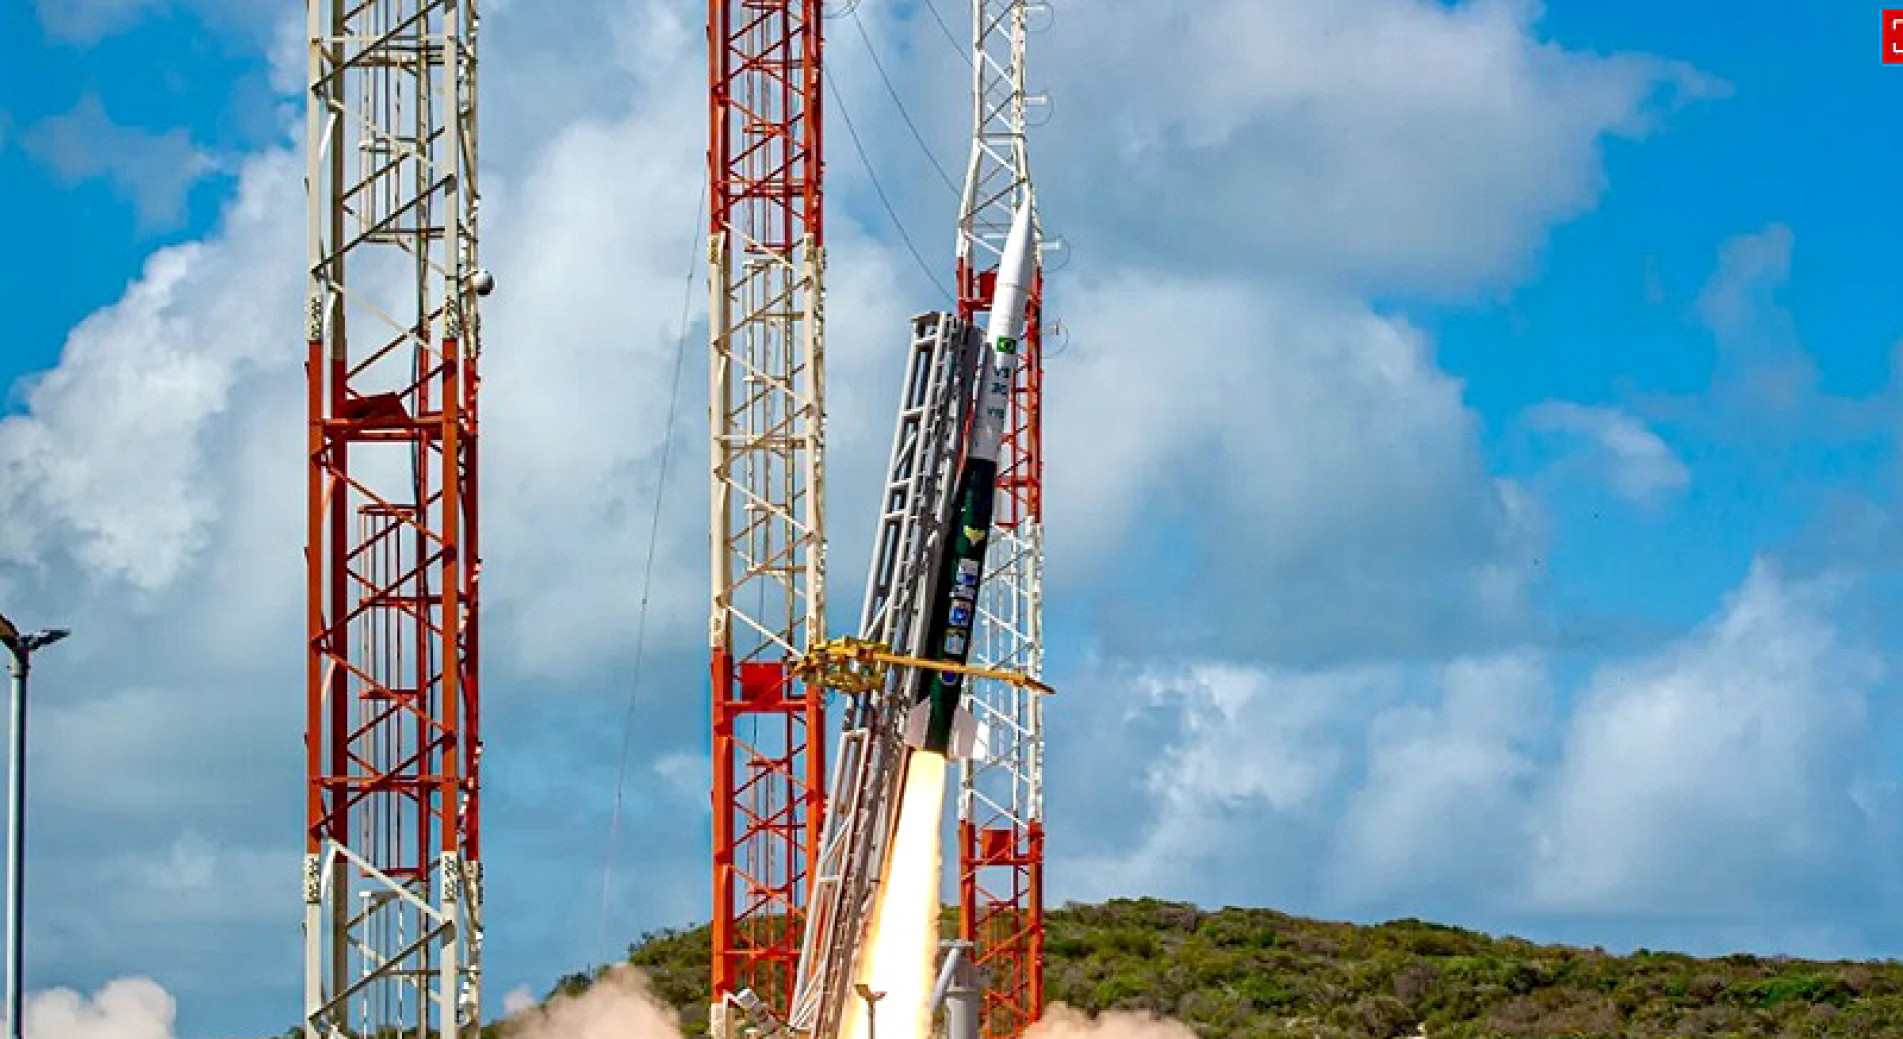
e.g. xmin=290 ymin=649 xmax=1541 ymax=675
xmin=549 ymin=898 xmax=1903 ymax=1039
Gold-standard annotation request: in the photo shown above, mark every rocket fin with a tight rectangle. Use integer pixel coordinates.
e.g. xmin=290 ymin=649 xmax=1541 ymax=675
xmin=948 ymin=706 xmax=984 ymax=761
xmin=903 ymin=700 xmax=932 ymax=750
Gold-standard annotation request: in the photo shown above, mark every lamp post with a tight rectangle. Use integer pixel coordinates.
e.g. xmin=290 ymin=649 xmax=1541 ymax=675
xmin=0 ymin=614 xmax=68 ymax=1039
xmin=854 ymin=984 xmax=885 ymax=1039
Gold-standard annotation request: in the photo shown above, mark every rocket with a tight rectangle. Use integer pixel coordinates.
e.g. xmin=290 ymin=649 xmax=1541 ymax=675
xmin=902 ymin=200 xmax=1035 ymax=759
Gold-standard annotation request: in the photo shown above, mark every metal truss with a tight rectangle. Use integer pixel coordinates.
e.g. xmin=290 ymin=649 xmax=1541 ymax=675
xmin=953 ymin=1 xmax=1046 ymax=1036
xmin=304 ymin=1 xmax=483 ymax=1037
xmin=789 ymin=313 xmax=980 ymax=1039
xmin=708 ymin=0 xmax=828 ymax=1030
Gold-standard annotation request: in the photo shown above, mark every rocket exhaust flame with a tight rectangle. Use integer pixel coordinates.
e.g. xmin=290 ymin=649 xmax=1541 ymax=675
xmin=840 ymin=752 xmax=949 ymax=1039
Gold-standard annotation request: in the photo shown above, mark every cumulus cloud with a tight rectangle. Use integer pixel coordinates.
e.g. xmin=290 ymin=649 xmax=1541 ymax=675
xmin=1335 ymin=653 xmax=1549 ymax=905
xmin=1040 ymin=0 xmax=1715 ymax=294
xmin=0 ymin=143 xmax=299 ymax=592
xmin=1698 ymin=223 xmax=1796 ymax=348
xmin=1530 ymin=560 xmax=1883 ymax=917
xmin=1693 ymin=223 xmax=1819 ymax=416
xmin=1049 ymin=276 xmax=1539 ymax=665
xmin=25 ymin=978 xmax=175 ymax=1039
xmin=478 ymin=93 xmax=709 ymax=679
xmin=1526 ymin=401 xmax=1690 ymax=504
xmin=1634 ymin=221 xmax=1903 ymax=464
xmin=1059 ymin=661 xmax=1411 ymax=906
xmin=1056 ymin=557 xmax=1898 ymax=952
xmin=25 ymin=97 xmax=221 ymax=231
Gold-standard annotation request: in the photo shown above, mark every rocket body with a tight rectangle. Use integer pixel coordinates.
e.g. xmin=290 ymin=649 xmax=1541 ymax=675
xmin=904 ymin=202 xmax=1034 ymax=758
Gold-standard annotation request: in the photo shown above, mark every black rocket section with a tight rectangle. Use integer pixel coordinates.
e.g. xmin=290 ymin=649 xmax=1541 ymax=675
xmin=909 ymin=455 xmax=999 ymax=754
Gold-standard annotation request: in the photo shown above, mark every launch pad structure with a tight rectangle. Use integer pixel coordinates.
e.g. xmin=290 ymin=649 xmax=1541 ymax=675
xmin=708 ymin=1 xmax=1048 ymax=1039
xmin=951 ymin=3 xmax=1048 ymax=1034
xmin=294 ymin=0 xmax=1044 ymax=1036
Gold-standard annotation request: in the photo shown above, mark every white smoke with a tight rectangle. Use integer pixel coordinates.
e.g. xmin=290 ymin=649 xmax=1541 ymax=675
xmin=1023 ymin=1004 xmax=1199 ymax=1039
xmin=19 ymin=967 xmax=686 ymax=1039
xmin=24 ymin=978 xmax=175 ymax=1039
xmin=500 ymin=965 xmax=684 ymax=1039
xmin=504 ymin=985 xmax=539 ymax=1017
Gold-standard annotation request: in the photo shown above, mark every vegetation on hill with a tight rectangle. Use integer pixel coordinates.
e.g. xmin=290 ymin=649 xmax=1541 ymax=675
xmin=543 ymin=898 xmax=1903 ymax=1039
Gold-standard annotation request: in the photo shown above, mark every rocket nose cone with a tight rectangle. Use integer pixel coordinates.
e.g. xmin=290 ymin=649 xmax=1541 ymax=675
xmin=996 ymin=200 xmax=1035 ymax=294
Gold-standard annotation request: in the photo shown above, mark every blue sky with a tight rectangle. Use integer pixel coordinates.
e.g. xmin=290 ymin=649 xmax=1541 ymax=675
xmin=3 ymin=1 xmax=1903 ymax=1037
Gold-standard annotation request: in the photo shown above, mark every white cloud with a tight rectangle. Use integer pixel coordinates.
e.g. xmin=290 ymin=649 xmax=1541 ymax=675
xmin=1058 ymin=653 xmax=1550 ymax=911
xmin=34 ymin=0 xmax=168 ymax=43
xmin=1530 ymin=560 xmax=1884 ymax=916
xmin=1056 ymin=557 xmax=1900 ymax=951
xmin=1527 ymin=401 xmax=1690 ymax=504
xmin=1060 ymin=661 xmax=1409 ymax=904
xmin=478 ymin=98 xmax=708 ymax=679
xmin=25 ymin=97 xmax=221 ymax=230
xmin=1698 ymin=223 xmax=1796 ymax=346
xmin=1040 ymin=0 xmax=1715 ymax=294
xmin=26 ymin=978 xmax=176 ymax=1039
xmin=0 ymin=144 xmax=299 ymax=591
xmin=1048 ymin=275 xmax=1539 ymax=663
xmin=1334 ymin=653 xmax=1548 ymax=904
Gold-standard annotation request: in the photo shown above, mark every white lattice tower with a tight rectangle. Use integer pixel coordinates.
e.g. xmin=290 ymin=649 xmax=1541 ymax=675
xmin=954 ymin=1 xmax=1045 ymax=1036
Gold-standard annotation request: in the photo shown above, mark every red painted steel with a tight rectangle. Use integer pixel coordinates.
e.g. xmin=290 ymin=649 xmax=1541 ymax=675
xmin=306 ymin=333 xmax=481 ymax=883
xmin=709 ymin=0 xmax=826 ymax=1017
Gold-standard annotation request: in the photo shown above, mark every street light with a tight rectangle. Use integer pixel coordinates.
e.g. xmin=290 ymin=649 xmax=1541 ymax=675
xmin=854 ymin=984 xmax=885 ymax=1039
xmin=0 ymin=613 xmax=68 ymax=1039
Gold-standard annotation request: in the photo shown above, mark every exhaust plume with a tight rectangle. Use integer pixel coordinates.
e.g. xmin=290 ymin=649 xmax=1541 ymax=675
xmin=502 ymin=965 xmax=685 ymax=1039
xmin=840 ymin=751 xmax=949 ymax=1039
xmin=1023 ymin=1005 xmax=1200 ymax=1039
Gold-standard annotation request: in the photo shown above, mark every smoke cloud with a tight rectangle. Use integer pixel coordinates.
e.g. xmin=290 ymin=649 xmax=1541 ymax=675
xmin=501 ymin=965 xmax=684 ymax=1039
xmin=1023 ymin=1004 xmax=1199 ymax=1039
xmin=25 ymin=978 xmax=176 ymax=1039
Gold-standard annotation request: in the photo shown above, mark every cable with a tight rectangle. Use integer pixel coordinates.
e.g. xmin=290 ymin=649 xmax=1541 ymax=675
xmin=593 ymin=178 xmax=707 ymax=967
xmin=918 ymin=0 xmax=968 ymax=61
xmin=850 ymin=8 xmax=960 ymax=196
xmin=824 ymin=65 xmax=956 ymax=304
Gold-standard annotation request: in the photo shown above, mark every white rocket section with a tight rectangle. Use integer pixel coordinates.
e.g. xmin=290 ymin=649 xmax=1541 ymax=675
xmin=967 ymin=202 xmax=1035 ymax=466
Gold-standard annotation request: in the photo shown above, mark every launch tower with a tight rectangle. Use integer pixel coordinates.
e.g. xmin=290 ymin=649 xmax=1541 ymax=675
xmin=953 ymin=2 xmax=1046 ymax=1037
xmin=302 ymin=1 xmax=485 ymax=1036
xmin=706 ymin=0 xmax=829 ymax=1029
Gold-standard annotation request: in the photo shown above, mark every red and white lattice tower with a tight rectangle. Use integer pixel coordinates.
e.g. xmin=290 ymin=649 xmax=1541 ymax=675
xmin=955 ymin=1 xmax=1044 ymax=1036
xmin=303 ymin=1 xmax=484 ymax=1037
xmin=707 ymin=0 xmax=828 ymax=1031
